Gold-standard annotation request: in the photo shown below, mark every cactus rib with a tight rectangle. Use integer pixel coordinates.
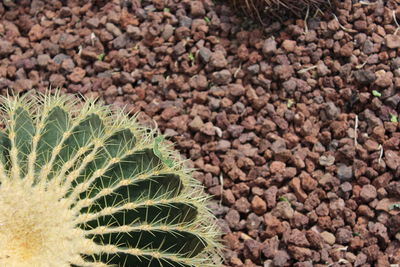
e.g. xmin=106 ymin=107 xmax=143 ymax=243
xmin=0 ymin=92 xmax=221 ymax=267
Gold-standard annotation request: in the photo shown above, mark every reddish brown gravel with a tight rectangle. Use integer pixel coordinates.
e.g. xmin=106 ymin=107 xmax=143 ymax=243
xmin=1 ymin=0 xmax=400 ymax=266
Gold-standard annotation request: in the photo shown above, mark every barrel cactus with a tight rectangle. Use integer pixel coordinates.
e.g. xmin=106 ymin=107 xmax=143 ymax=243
xmin=0 ymin=92 xmax=221 ymax=267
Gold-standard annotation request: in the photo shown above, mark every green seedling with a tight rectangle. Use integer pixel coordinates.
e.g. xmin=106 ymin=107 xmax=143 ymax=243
xmin=287 ymin=99 xmax=294 ymax=108
xmin=390 ymin=114 xmax=398 ymax=123
xmin=153 ymin=136 xmax=174 ymax=168
xmin=204 ymin=16 xmax=211 ymax=23
xmin=188 ymin=52 xmax=195 ymax=61
xmin=372 ymin=90 xmax=381 ymax=97
xmin=278 ymin=196 xmax=289 ymax=202
xmin=97 ymin=53 xmax=105 ymax=61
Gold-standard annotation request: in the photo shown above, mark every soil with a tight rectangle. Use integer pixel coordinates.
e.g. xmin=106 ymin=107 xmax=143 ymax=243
xmin=1 ymin=0 xmax=400 ymax=266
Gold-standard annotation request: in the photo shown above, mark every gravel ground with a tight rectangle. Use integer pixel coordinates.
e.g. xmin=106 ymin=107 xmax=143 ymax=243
xmin=1 ymin=0 xmax=400 ymax=266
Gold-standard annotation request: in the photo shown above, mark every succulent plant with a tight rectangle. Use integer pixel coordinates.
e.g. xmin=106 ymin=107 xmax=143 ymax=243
xmin=231 ymin=0 xmax=326 ymax=22
xmin=0 ymin=92 xmax=221 ymax=267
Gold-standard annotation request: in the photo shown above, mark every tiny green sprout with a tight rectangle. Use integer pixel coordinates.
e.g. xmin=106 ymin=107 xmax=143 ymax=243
xmin=278 ymin=196 xmax=289 ymax=202
xmin=163 ymin=7 xmax=170 ymax=13
xmin=97 ymin=53 xmax=105 ymax=61
xmin=389 ymin=203 xmax=400 ymax=210
xmin=352 ymin=232 xmax=360 ymax=237
xmin=153 ymin=136 xmax=174 ymax=168
xmin=390 ymin=114 xmax=398 ymax=123
xmin=287 ymin=99 xmax=294 ymax=108
xmin=372 ymin=90 xmax=381 ymax=97
xmin=188 ymin=52 xmax=195 ymax=61
xmin=204 ymin=16 xmax=211 ymax=23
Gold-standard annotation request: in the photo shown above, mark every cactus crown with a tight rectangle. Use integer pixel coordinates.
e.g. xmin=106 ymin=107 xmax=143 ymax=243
xmin=0 ymin=92 xmax=221 ymax=267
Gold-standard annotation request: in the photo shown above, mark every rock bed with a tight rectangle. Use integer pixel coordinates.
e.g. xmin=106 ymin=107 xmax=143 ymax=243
xmin=1 ymin=0 xmax=400 ymax=266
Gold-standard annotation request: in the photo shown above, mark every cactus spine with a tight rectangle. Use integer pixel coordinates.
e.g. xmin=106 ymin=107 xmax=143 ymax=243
xmin=0 ymin=92 xmax=221 ymax=267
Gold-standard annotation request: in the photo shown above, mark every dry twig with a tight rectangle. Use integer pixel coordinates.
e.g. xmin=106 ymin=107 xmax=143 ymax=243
xmin=354 ymin=115 xmax=358 ymax=147
xmin=378 ymin=144 xmax=383 ymax=164
xmin=333 ymin=14 xmax=357 ymax=33
xmin=393 ymin=10 xmax=400 ymax=35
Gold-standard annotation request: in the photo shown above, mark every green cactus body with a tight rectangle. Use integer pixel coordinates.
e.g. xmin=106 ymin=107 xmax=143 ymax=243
xmin=0 ymin=93 xmax=221 ymax=267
